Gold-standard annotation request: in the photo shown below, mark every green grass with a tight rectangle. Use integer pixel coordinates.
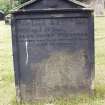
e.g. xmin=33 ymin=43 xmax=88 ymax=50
xmin=0 ymin=17 xmax=105 ymax=105
xmin=94 ymin=17 xmax=105 ymax=99
xmin=0 ymin=21 xmax=16 ymax=105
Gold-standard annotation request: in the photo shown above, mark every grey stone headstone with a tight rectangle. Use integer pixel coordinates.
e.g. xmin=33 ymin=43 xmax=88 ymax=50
xmin=82 ymin=0 xmax=105 ymax=16
xmin=11 ymin=0 xmax=95 ymax=102
xmin=95 ymin=0 xmax=105 ymax=16
xmin=0 ymin=11 xmax=4 ymax=20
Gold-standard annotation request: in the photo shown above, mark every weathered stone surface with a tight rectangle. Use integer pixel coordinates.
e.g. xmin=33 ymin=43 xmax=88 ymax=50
xmin=11 ymin=0 xmax=94 ymax=102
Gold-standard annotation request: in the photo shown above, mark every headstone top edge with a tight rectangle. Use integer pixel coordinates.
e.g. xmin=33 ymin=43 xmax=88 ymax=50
xmin=11 ymin=0 xmax=89 ymax=13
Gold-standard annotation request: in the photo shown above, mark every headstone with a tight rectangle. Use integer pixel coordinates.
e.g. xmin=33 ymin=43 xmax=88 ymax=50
xmin=81 ymin=0 xmax=105 ymax=16
xmin=11 ymin=0 xmax=95 ymax=102
xmin=95 ymin=0 xmax=105 ymax=16
xmin=0 ymin=10 xmax=4 ymax=20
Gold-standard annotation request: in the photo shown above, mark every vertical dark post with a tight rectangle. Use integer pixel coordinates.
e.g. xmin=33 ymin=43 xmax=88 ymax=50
xmin=88 ymin=11 xmax=95 ymax=93
xmin=11 ymin=15 xmax=22 ymax=103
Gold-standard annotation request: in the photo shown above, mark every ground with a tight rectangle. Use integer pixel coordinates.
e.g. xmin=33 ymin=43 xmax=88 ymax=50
xmin=0 ymin=17 xmax=105 ymax=105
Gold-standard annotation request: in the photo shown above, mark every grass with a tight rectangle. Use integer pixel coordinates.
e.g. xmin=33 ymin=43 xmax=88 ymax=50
xmin=0 ymin=17 xmax=105 ymax=105
xmin=0 ymin=21 xmax=16 ymax=105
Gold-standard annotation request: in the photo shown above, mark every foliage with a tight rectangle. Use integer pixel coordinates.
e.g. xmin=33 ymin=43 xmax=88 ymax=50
xmin=0 ymin=0 xmax=19 ymax=14
xmin=0 ymin=0 xmax=11 ymax=14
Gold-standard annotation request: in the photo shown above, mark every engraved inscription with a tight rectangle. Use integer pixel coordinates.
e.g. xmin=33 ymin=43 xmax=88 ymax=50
xmin=17 ymin=18 xmax=88 ymax=47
